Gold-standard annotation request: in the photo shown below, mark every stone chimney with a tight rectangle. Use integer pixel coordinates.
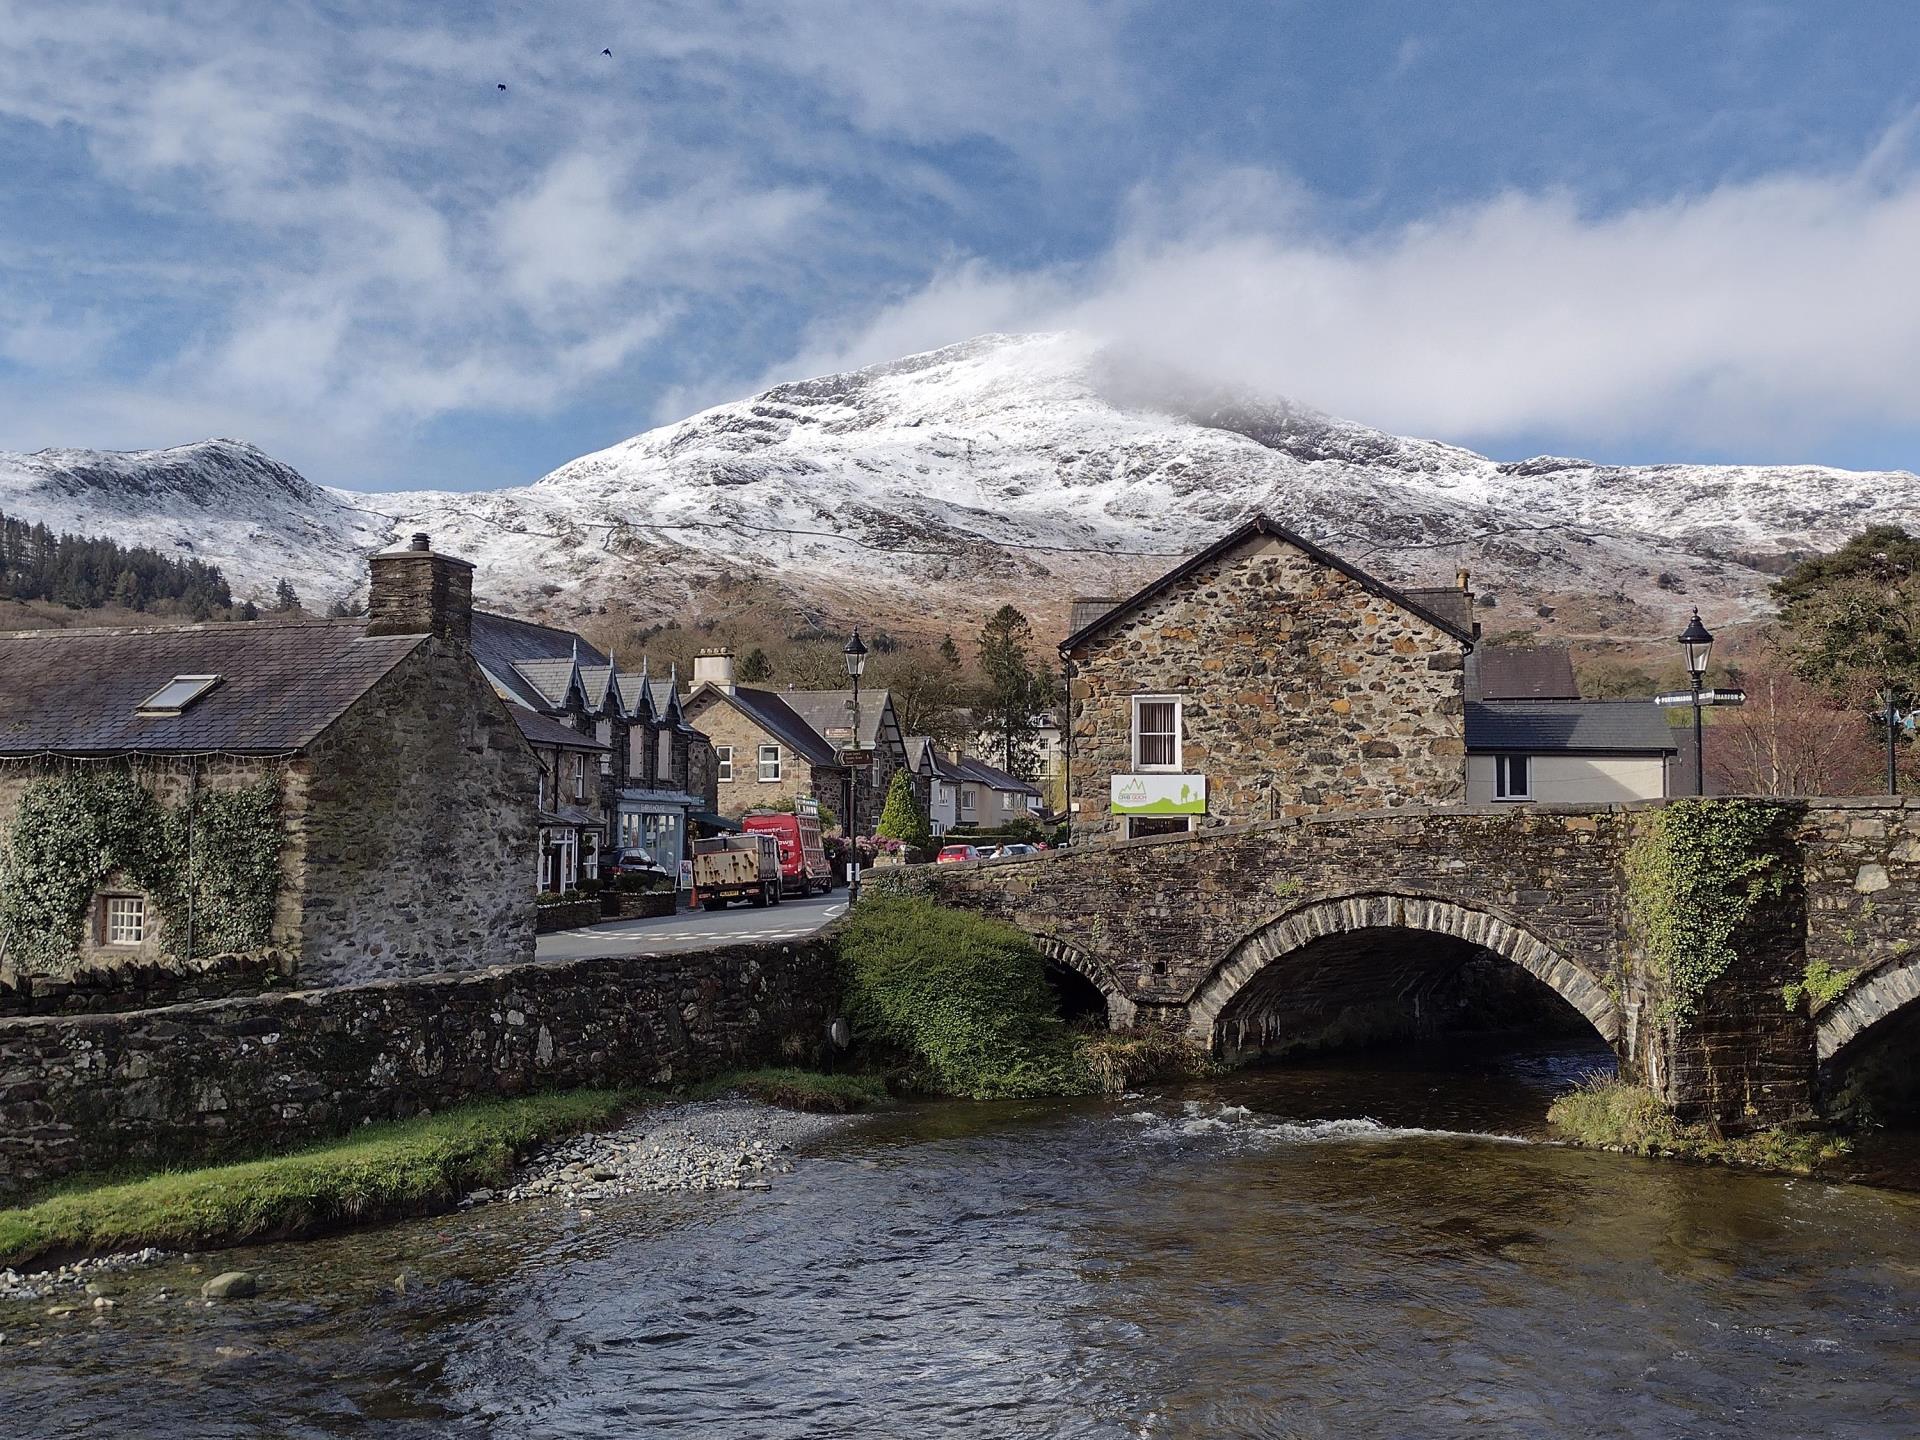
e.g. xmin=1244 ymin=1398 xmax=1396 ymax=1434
xmin=365 ymin=532 xmax=475 ymax=643
xmin=693 ymin=646 xmax=736 ymax=692
xmin=1457 ymin=569 xmax=1471 ymax=591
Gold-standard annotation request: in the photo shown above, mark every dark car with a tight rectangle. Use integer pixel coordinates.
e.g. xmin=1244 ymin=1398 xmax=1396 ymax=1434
xmin=603 ymin=847 xmax=670 ymax=882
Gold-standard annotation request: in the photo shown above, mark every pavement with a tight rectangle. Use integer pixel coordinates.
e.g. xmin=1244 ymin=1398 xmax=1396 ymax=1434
xmin=535 ymin=890 xmax=848 ymax=960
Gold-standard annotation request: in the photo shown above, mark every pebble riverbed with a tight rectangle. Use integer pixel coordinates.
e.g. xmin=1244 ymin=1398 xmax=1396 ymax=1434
xmin=0 ymin=1099 xmax=861 ymax=1309
xmin=485 ymin=1099 xmax=859 ymax=1208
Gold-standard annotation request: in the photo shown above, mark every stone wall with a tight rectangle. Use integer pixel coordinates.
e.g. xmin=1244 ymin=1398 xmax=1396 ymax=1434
xmin=295 ymin=638 xmax=538 ymax=986
xmin=0 ymin=754 xmax=301 ymax=1008
xmin=1065 ymin=532 xmax=1468 ymax=842
xmin=0 ymin=936 xmax=837 ymax=1202
xmin=688 ymin=696 xmax=829 ymax=817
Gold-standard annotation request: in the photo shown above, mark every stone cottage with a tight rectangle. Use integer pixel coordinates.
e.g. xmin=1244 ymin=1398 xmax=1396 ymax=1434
xmin=0 ymin=534 xmax=537 ymax=1011
xmin=1059 ymin=514 xmax=1475 ymax=841
xmin=684 ymin=648 xmax=910 ymax=833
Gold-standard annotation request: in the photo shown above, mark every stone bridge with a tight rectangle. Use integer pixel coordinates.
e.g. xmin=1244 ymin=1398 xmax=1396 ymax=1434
xmin=870 ymin=798 xmax=1920 ymax=1128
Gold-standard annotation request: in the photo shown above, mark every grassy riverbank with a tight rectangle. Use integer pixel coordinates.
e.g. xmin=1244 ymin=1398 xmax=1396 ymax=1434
xmin=0 ymin=1088 xmax=640 ymax=1271
xmin=694 ymin=1067 xmax=891 ymax=1113
xmin=1548 ymin=1076 xmax=1850 ymax=1175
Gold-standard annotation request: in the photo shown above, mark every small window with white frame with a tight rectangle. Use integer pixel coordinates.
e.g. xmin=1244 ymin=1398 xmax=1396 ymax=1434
xmin=758 ymin=744 xmax=781 ymax=782
xmin=102 ymin=894 xmax=146 ymax=945
xmin=716 ymin=745 xmax=733 ymax=782
xmin=961 ymin=785 xmax=977 ymax=814
xmin=1132 ymin=695 xmax=1181 ymax=770
xmin=1494 ymin=754 xmax=1532 ymax=801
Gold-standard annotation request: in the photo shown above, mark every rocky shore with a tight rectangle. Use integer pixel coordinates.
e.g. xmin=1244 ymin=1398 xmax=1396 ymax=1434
xmin=0 ymin=1248 xmax=167 ymax=1306
xmin=485 ymin=1098 xmax=859 ymax=1209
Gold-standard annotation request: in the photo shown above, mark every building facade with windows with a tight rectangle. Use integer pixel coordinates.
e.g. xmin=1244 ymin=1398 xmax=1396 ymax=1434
xmin=0 ymin=534 xmax=539 ymax=1008
xmin=683 ymin=648 xmax=910 ymax=834
xmin=469 ymin=616 xmax=713 ymax=887
xmin=1060 ymin=515 xmax=1475 ymax=842
xmin=1462 ymin=645 xmax=1675 ymax=803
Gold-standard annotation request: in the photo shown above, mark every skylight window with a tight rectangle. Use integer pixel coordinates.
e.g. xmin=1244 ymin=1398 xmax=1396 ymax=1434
xmin=136 ymin=674 xmax=222 ymax=717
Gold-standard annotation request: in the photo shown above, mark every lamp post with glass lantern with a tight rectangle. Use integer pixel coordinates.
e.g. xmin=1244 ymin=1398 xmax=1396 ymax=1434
xmin=1678 ymin=609 xmax=1713 ymax=797
xmin=842 ymin=628 xmax=868 ymax=901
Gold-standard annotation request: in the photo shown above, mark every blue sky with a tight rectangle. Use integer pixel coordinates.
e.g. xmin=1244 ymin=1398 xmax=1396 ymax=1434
xmin=3 ymin=1 xmax=1919 ymax=491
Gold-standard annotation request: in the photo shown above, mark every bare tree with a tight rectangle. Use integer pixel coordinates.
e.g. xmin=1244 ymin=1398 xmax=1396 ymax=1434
xmin=1708 ymin=658 xmax=1884 ymax=797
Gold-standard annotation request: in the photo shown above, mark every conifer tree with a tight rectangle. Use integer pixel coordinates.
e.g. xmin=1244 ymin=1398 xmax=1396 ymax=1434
xmin=874 ymin=768 xmax=932 ymax=850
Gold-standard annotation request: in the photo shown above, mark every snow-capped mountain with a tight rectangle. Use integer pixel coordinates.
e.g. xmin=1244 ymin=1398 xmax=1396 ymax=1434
xmin=0 ymin=438 xmax=388 ymax=601
xmin=4 ymin=333 xmax=1916 ymax=636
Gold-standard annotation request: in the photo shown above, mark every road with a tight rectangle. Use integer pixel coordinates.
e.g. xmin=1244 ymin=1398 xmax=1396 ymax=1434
xmin=535 ymin=890 xmax=847 ymax=960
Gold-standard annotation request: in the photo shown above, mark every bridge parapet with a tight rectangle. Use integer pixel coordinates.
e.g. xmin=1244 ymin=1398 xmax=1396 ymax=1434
xmin=871 ymin=797 xmax=1920 ymax=1127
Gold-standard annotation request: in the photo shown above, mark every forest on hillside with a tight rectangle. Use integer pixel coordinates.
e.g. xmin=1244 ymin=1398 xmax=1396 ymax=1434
xmin=0 ymin=509 xmax=235 ymax=616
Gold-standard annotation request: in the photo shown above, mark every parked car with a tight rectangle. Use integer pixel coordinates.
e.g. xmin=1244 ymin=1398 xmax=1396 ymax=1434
xmin=936 ymin=843 xmax=981 ymax=864
xmin=603 ymin=847 xmax=670 ymax=882
xmin=996 ymin=843 xmax=1039 ymax=858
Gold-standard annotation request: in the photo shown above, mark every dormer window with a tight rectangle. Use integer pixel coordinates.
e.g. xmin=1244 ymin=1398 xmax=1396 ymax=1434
xmin=136 ymin=674 xmax=221 ymax=717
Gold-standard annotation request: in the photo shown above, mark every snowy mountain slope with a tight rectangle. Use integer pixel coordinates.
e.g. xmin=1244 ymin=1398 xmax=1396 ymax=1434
xmin=5 ymin=334 xmax=1917 ymax=635
xmin=0 ymin=439 xmax=389 ymax=601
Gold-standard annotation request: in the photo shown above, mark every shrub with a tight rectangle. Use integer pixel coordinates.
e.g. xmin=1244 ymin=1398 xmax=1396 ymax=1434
xmin=874 ymin=769 xmax=933 ymax=851
xmin=836 ymin=896 xmax=1091 ymax=1099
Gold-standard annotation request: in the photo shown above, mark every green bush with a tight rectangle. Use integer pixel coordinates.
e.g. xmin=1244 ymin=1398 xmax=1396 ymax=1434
xmin=1547 ymin=1075 xmax=1847 ymax=1174
xmin=874 ymin=769 xmax=932 ymax=850
xmin=837 ymin=896 xmax=1091 ymax=1099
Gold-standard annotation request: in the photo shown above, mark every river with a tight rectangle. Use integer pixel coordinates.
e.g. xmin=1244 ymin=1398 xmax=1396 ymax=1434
xmin=4 ymin=1039 xmax=1918 ymax=1438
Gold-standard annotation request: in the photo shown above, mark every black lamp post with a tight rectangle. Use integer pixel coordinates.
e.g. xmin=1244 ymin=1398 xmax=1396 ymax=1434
xmin=1679 ymin=609 xmax=1713 ymax=797
xmin=843 ymin=628 xmax=868 ymax=900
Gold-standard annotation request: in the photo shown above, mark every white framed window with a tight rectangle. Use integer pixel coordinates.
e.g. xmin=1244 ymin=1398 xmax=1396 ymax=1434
xmin=538 ymin=767 xmax=548 ymax=811
xmin=716 ymin=746 xmax=733 ymax=782
xmin=104 ymin=894 xmax=145 ymax=945
xmin=1131 ymin=695 xmax=1182 ymax=770
xmin=657 ymin=729 xmax=672 ymax=783
xmin=1495 ymin=754 xmax=1532 ymax=801
xmin=758 ymin=744 xmax=781 ymax=782
xmin=961 ymin=785 xmax=977 ymax=815
xmin=572 ymin=752 xmax=587 ymax=801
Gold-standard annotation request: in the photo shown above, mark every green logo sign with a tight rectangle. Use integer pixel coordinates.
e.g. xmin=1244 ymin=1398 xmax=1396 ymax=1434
xmin=1111 ymin=774 xmax=1207 ymax=815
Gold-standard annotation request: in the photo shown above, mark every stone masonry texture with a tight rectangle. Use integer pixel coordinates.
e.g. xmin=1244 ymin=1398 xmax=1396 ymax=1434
xmin=0 ymin=936 xmax=837 ymax=1202
xmin=866 ymin=797 xmax=1920 ymax=1129
xmin=1067 ymin=532 xmax=1467 ymax=841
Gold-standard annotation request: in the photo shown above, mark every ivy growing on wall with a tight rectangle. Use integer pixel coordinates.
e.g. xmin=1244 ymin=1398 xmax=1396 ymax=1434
xmin=1625 ymin=798 xmax=1796 ymax=1025
xmin=0 ymin=765 xmax=283 ymax=970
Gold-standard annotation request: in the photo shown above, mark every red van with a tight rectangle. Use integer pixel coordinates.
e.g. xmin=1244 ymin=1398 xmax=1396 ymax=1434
xmin=742 ymin=810 xmax=832 ymax=897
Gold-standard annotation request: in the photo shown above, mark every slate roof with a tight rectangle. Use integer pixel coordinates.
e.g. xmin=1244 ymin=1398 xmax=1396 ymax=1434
xmin=779 ymin=689 xmax=895 ymax=749
xmin=952 ymin=754 xmax=1043 ymax=796
xmin=702 ymin=686 xmax=841 ymax=766
xmin=1068 ymin=597 xmax=1122 ymax=638
xmin=1400 ymin=587 xmax=1477 ymax=638
xmin=512 ymin=707 xmax=605 ymax=751
xmin=0 ymin=619 xmax=425 ymax=755
xmin=1466 ymin=700 xmax=1677 ymax=755
xmin=1060 ymin=515 xmax=1477 ymax=654
xmin=510 ymin=658 xmax=579 ymax=709
xmin=1472 ymin=645 xmax=1580 ymax=701
xmin=469 ymin=611 xmax=608 ymax=711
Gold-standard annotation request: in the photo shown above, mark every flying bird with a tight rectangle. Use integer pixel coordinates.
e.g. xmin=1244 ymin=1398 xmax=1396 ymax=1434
xmin=602 ymin=48 xmax=612 ymax=57
xmin=496 ymin=82 xmax=507 ymax=91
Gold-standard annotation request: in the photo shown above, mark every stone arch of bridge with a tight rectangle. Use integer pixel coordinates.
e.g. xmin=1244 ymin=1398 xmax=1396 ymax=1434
xmin=1034 ymin=937 xmax=1137 ymax=1029
xmin=1816 ymin=953 xmax=1920 ymax=1063
xmin=1185 ymin=891 xmax=1621 ymax=1054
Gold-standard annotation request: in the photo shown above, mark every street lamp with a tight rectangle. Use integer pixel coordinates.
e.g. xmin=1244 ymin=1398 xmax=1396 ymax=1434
xmin=1678 ymin=609 xmax=1713 ymax=797
xmin=842 ymin=628 xmax=868 ymax=899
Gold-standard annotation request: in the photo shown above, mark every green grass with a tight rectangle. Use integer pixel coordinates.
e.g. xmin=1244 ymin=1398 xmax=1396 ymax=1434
xmin=692 ymin=1067 xmax=890 ymax=1113
xmin=838 ymin=896 xmax=1093 ymax=1099
xmin=0 ymin=1088 xmax=639 ymax=1271
xmin=1548 ymin=1076 xmax=1849 ymax=1175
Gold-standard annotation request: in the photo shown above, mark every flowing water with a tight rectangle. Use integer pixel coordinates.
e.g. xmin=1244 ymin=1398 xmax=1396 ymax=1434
xmin=4 ymin=1039 xmax=1918 ymax=1438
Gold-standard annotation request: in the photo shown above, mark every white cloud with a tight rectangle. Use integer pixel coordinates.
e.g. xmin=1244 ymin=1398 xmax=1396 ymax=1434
xmin=762 ymin=145 xmax=1920 ymax=456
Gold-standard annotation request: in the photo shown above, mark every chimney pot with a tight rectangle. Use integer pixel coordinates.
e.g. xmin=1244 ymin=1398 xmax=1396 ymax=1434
xmin=366 ymin=537 xmax=475 ymax=643
xmin=1457 ymin=568 xmax=1471 ymax=591
xmin=691 ymin=646 xmax=736 ymax=693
